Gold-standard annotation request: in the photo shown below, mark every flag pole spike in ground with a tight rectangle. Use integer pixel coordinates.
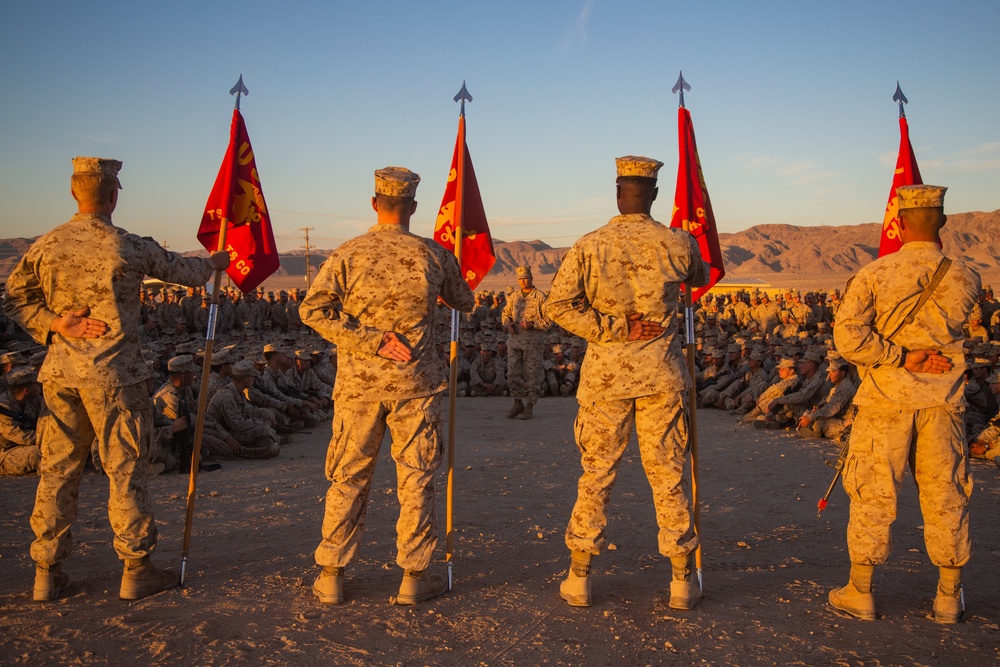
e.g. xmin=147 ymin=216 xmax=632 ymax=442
xmin=230 ymin=74 xmax=249 ymax=110
xmin=672 ymin=71 xmax=691 ymax=108
xmin=893 ymin=81 xmax=908 ymax=119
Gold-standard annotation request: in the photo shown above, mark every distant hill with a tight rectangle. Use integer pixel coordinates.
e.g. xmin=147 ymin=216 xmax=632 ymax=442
xmin=3 ymin=210 xmax=998 ymax=290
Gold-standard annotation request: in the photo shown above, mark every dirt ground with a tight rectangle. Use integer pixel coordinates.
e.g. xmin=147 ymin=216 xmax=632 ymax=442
xmin=1 ymin=398 xmax=998 ymax=666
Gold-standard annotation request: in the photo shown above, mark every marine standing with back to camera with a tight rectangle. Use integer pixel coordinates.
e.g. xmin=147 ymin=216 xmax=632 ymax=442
xmin=831 ymin=184 xmax=980 ymax=624
xmin=2 ymin=157 xmax=229 ymax=602
xmin=543 ymin=155 xmax=710 ymax=610
xmin=300 ymin=166 xmax=474 ymax=606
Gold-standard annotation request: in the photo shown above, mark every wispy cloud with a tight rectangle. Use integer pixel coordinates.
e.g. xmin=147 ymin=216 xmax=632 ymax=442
xmin=880 ymin=141 xmax=1000 ymax=174
xmin=79 ymin=131 xmax=116 ymax=144
xmin=732 ymin=154 xmax=842 ymax=188
xmin=560 ymin=0 xmax=595 ymax=52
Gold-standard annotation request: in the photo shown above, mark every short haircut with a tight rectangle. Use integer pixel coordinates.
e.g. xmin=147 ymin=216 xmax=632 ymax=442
xmin=617 ymin=175 xmax=657 ymax=190
xmin=71 ymin=173 xmax=116 ymax=204
xmin=375 ymin=193 xmax=414 ymax=215
xmin=900 ymin=206 xmax=944 ymax=235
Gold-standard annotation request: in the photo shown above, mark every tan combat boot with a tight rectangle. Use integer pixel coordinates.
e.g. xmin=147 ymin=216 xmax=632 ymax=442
xmin=828 ymin=563 xmax=875 ymax=620
xmin=559 ymin=551 xmax=592 ymax=607
xmin=669 ymin=554 xmax=703 ymax=610
xmin=396 ymin=569 xmax=447 ymax=605
xmin=119 ymin=557 xmax=179 ymax=601
xmin=505 ymin=399 xmax=524 ymax=419
xmin=33 ymin=563 xmax=70 ymax=602
xmin=518 ymin=402 xmax=534 ymax=420
xmin=312 ymin=566 xmax=344 ymax=604
xmin=933 ymin=566 xmax=964 ymax=624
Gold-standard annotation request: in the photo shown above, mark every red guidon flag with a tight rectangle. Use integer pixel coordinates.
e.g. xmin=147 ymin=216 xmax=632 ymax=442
xmin=671 ymin=106 xmax=725 ymax=300
xmin=197 ymin=108 xmax=280 ymax=293
xmin=433 ymin=115 xmax=495 ymax=290
xmin=877 ymin=116 xmax=923 ymax=257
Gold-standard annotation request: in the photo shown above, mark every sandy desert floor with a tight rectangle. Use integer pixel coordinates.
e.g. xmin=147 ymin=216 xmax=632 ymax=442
xmin=1 ymin=398 xmax=998 ymax=666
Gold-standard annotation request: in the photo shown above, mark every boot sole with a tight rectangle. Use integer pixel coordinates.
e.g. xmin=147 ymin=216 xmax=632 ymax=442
xmin=560 ymin=591 xmax=591 ymax=607
xmin=668 ymin=595 xmax=701 ymax=610
xmin=33 ymin=586 xmax=68 ymax=602
xmin=395 ymin=589 xmax=446 ymax=605
xmin=312 ymin=586 xmax=344 ymax=604
xmin=828 ymin=590 xmax=875 ymax=620
xmin=120 ymin=580 xmax=179 ymax=601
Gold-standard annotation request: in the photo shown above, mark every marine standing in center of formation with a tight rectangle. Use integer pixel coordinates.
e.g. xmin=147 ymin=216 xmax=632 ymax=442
xmin=502 ymin=265 xmax=551 ymax=420
xmin=300 ymin=166 xmax=474 ymax=606
xmin=544 ymin=155 xmax=710 ymax=609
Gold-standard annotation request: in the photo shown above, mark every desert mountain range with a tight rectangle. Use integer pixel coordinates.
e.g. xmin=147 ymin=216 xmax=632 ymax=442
xmin=3 ymin=209 xmax=998 ymax=288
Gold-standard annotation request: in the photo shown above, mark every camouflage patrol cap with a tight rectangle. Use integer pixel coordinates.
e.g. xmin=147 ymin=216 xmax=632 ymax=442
xmin=516 ymin=266 xmax=533 ymax=279
xmin=970 ymin=304 xmax=983 ymax=321
xmin=826 ymin=357 xmax=849 ymax=371
xmin=967 ymin=357 xmax=992 ymax=370
xmin=375 ymin=166 xmax=420 ymax=198
xmin=481 ymin=342 xmax=497 ymax=352
xmin=776 ymin=357 xmax=796 ymax=370
xmin=231 ymin=360 xmax=261 ymax=378
xmin=167 ymin=355 xmax=198 ymax=373
xmin=801 ymin=351 xmax=823 ymax=364
xmin=748 ymin=350 xmax=765 ymax=362
xmin=72 ymin=156 xmax=123 ymax=188
xmin=6 ymin=366 xmax=37 ymax=386
xmin=262 ymin=343 xmax=280 ymax=355
xmin=293 ymin=349 xmax=312 ymax=361
xmin=987 ymin=372 xmax=1000 ymax=385
xmin=28 ymin=351 xmax=47 ymax=366
xmin=615 ymin=155 xmax=663 ymax=179
xmin=710 ymin=347 xmax=726 ymax=358
xmin=0 ymin=351 xmax=22 ymax=365
xmin=897 ymin=184 xmax=947 ymax=210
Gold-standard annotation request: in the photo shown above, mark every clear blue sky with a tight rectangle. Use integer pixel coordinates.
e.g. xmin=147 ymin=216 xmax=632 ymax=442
xmin=1 ymin=1 xmax=998 ymax=253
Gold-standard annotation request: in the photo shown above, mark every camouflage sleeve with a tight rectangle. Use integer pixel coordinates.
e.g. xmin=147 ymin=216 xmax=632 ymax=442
xmin=0 ymin=410 xmax=35 ymax=447
xmin=133 ymin=236 xmax=214 ymax=288
xmin=543 ymin=245 xmax=630 ymax=344
xmin=299 ymin=259 xmax=384 ymax=356
xmin=247 ymin=386 xmax=285 ymax=411
xmin=2 ymin=248 xmax=58 ymax=345
xmin=501 ymin=295 xmax=514 ymax=328
xmin=813 ymin=380 xmax=857 ymax=419
xmin=153 ymin=387 xmax=183 ymax=421
xmin=834 ymin=272 xmax=906 ymax=369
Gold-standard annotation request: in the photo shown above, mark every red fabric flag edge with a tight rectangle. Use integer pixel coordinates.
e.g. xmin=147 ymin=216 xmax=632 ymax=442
xmin=197 ymin=109 xmax=280 ymax=293
xmin=670 ymin=106 xmax=725 ymax=301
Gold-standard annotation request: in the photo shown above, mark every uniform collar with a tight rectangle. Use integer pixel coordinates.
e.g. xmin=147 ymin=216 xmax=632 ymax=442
xmin=610 ymin=213 xmax=655 ymax=224
xmin=72 ymin=212 xmax=113 ymax=225
xmin=369 ymin=223 xmax=413 ymax=235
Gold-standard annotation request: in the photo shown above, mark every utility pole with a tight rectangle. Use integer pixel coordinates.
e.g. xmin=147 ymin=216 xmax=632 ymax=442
xmin=300 ymin=227 xmax=315 ymax=288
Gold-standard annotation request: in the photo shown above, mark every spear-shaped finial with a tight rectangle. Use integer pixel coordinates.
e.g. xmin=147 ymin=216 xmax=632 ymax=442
xmin=893 ymin=81 xmax=908 ymax=119
xmin=454 ymin=80 xmax=473 ymax=117
xmin=230 ymin=74 xmax=250 ymax=110
xmin=672 ymin=71 xmax=691 ymax=108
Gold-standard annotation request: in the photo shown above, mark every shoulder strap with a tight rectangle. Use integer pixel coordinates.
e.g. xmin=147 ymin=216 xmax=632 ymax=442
xmin=883 ymin=257 xmax=952 ymax=342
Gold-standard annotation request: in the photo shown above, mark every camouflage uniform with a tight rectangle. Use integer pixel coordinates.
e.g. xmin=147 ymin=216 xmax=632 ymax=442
xmin=207 ymin=381 xmax=279 ymax=449
xmin=3 ymin=211 xmax=213 ymax=565
xmin=300 ymin=222 xmax=473 ymax=570
xmin=544 ymin=212 xmax=709 ymax=557
xmin=153 ymin=381 xmax=231 ymax=459
xmin=0 ymin=388 xmax=42 ymax=475
xmin=502 ymin=287 xmax=550 ymax=406
xmin=834 ymin=241 xmax=980 ymax=567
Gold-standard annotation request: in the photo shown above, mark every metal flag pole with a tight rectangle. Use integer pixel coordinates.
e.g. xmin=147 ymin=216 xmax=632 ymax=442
xmin=180 ymin=75 xmax=246 ymax=586
xmin=672 ymin=70 xmax=703 ymax=590
xmin=445 ymin=80 xmax=472 ymax=591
